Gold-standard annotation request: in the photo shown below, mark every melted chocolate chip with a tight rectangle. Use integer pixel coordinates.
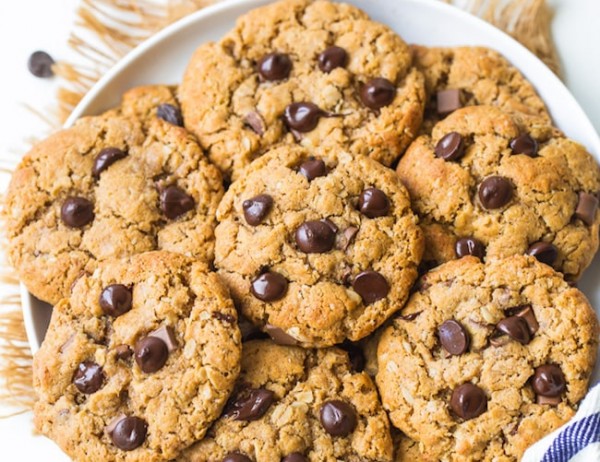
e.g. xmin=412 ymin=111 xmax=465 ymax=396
xmin=319 ymin=400 xmax=357 ymax=436
xmin=352 ymin=271 xmax=389 ymax=304
xmin=526 ymin=242 xmax=558 ymax=266
xmin=532 ymin=364 xmax=566 ymax=397
xmin=360 ymin=78 xmax=396 ymax=110
xmin=283 ymin=102 xmax=325 ymax=133
xmin=73 ymin=361 xmax=104 ymax=394
xmin=243 ymin=194 xmax=273 ymax=226
xmin=298 ymin=158 xmax=327 ymax=181
xmin=226 ymin=388 xmax=275 ymax=421
xmin=435 ymin=132 xmax=465 ymax=161
xmin=157 ymin=103 xmax=183 ymax=126
xmin=575 ymin=192 xmax=599 ymax=226
xmin=265 ymin=324 xmax=298 ymax=346
xmin=222 ymin=453 xmax=252 ymax=462
xmin=478 ymin=176 xmax=513 ymax=209
xmin=358 ymin=188 xmax=390 ymax=218
xmin=282 ymin=453 xmax=307 ymax=462
xmin=61 ymin=197 xmax=95 ymax=228
xmin=438 ymin=320 xmax=469 ymax=355
xmin=450 ymin=383 xmax=488 ymax=420
xmin=108 ymin=416 xmax=148 ymax=451
xmin=28 ymin=51 xmax=55 ymax=78
xmin=318 ymin=46 xmax=348 ymax=73
xmin=93 ymin=147 xmax=127 ymax=178
xmin=99 ymin=284 xmax=132 ymax=317
xmin=437 ymin=89 xmax=462 ymax=116
xmin=114 ymin=344 xmax=133 ymax=361
xmin=257 ymin=53 xmax=292 ymax=81
xmin=134 ymin=336 xmax=169 ymax=373
xmin=455 ymin=237 xmax=485 ymax=260
xmin=160 ymin=185 xmax=195 ymax=219
xmin=510 ymin=134 xmax=538 ymax=157
xmin=251 ymin=272 xmax=288 ymax=302
xmin=495 ymin=316 xmax=531 ymax=344
xmin=295 ymin=220 xmax=336 ymax=253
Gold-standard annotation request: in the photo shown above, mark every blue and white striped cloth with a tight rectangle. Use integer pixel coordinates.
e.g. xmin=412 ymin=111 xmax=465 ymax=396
xmin=523 ymin=383 xmax=600 ymax=462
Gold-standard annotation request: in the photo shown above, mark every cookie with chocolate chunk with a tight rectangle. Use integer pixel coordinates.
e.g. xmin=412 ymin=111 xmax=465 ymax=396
xmin=376 ymin=255 xmax=598 ymax=461
xmin=33 ymin=251 xmax=242 ymax=461
xmin=180 ymin=0 xmax=425 ymax=180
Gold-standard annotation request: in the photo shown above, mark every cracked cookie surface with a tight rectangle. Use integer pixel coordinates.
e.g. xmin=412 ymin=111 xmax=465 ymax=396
xmin=33 ymin=251 xmax=242 ymax=462
xmin=180 ymin=0 xmax=425 ymax=180
xmin=5 ymin=89 xmax=223 ymax=304
xmin=179 ymin=339 xmax=393 ymax=462
xmin=215 ymin=145 xmax=424 ymax=347
xmin=376 ymin=256 xmax=599 ymax=462
xmin=396 ymin=105 xmax=600 ymax=280
xmin=412 ymin=45 xmax=552 ymax=133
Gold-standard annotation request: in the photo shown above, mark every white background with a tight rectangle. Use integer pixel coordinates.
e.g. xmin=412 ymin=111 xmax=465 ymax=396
xmin=0 ymin=0 xmax=599 ymax=459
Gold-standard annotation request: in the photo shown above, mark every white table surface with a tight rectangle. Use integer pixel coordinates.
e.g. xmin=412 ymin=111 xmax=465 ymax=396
xmin=0 ymin=0 xmax=598 ymax=459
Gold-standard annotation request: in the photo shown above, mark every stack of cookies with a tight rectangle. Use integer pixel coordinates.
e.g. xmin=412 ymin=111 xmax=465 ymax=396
xmin=5 ymin=1 xmax=599 ymax=461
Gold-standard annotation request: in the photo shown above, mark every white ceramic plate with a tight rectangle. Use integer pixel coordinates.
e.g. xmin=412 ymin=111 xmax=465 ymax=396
xmin=21 ymin=0 xmax=600 ymax=384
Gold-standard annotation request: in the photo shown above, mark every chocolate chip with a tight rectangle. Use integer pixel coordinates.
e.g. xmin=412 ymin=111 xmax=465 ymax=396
xmin=225 ymin=388 xmax=275 ymax=421
xmin=575 ymin=192 xmax=599 ymax=226
xmin=73 ymin=361 xmax=104 ymax=394
xmin=157 ymin=103 xmax=183 ymax=126
xmin=244 ymin=111 xmax=266 ymax=136
xmin=222 ymin=453 xmax=252 ymax=462
xmin=337 ymin=226 xmax=359 ymax=251
xmin=514 ymin=305 xmax=539 ymax=335
xmin=265 ymin=324 xmax=298 ymax=345
xmin=450 ymin=383 xmax=487 ymax=420
xmin=400 ymin=312 xmax=421 ymax=321
xmin=107 ymin=416 xmax=148 ymax=451
xmin=298 ymin=158 xmax=327 ymax=181
xmin=28 ymin=51 xmax=55 ymax=78
xmin=243 ymin=194 xmax=273 ymax=226
xmin=148 ymin=326 xmax=177 ymax=352
xmin=282 ymin=453 xmax=307 ymax=462
xmin=526 ymin=241 xmax=558 ymax=266
xmin=114 ymin=344 xmax=133 ymax=361
xmin=295 ymin=220 xmax=336 ymax=253
xmin=340 ymin=341 xmax=365 ymax=372
xmin=251 ymin=272 xmax=288 ymax=302
xmin=352 ymin=271 xmax=389 ymax=304
xmin=510 ymin=134 xmax=538 ymax=157
xmin=478 ymin=176 xmax=513 ymax=209
xmin=99 ymin=284 xmax=132 ymax=317
xmin=360 ymin=78 xmax=396 ymax=110
xmin=435 ymin=132 xmax=465 ymax=161
xmin=239 ymin=316 xmax=268 ymax=342
xmin=322 ymin=218 xmax=338 ymax=233
xmin=437 ymin=89 xmax=462 ymax=116
xmin=283 ymin=102 xmax=325 ymax=133
xmin=92 ymin=147 xmax=127 ymax=178
xmin=537 ymin=395 xmax=561 ymax=405
xmin=61 ymin=197 xmax=95 ymax=228
xmin=438 ymin=320 xmax=469 ymax=355
xmin=495 ymin=316 xmax=531 ymax=344
xmin=455 ymin=237 xmax=485 ymax=260
xmin=319 ymin=400 xmax=357 ymax=436
xmin=318 ymin=46 xmax=348 ymax=73
xmin=213 ymin=312 xmax=236 ymax=324
xmin=358 ymin=188 xmax=390 ymax=218
xmin=257 ymin=52 xmax=292 ymax=81
xmin=532 ymin=364 xmax=566 ymax=397
xmin=134 ymin=336 xmax=169 ymax=373
xmin=160 ymin=185 xmax=195 ymax=219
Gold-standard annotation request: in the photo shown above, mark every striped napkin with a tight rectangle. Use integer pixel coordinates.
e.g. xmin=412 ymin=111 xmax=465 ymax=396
xmin=523 ymin=383 xmax=600 ymax=461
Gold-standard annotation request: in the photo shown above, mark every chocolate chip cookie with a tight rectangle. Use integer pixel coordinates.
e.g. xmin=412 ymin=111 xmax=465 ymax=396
xmin=396 ymin=105 xmax=600 ymax=280
xmin=376 ymin=255 xmax=599 ymax=461
xmin=179 ymin=340 xmax=393 ymax=462
xmin=412 ymin=45 xmax=552 ymax=133
xmin=5 ymin=103 xmax=223 ymax=304
xmin=180 ymin=0 xmax=425 ymax=180
xmin=33 ymin=251 xmax=242 ymax=462
xmin=215 ymin=145 xmax=424 ymax=347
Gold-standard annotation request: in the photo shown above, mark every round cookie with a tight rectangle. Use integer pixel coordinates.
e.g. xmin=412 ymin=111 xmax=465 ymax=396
xmin=180 ymin=0 xmax=425 ymax=180
xmin=215 ymin=145 xmax=424 ymax=347
xmin=376 ymin=255 xmax=599 ymax=461
xmin=5 ymin=107 xmax=223 ymax=304
xmin=33 ymin=251 xmax=242 ymax=461
xmin=179 ymin=340 xmax=393 ymax=462
xmin=412 ymin=45 xmax=552 ymax=133
xmin=396 ymin=105 xmax=600 ymax=280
